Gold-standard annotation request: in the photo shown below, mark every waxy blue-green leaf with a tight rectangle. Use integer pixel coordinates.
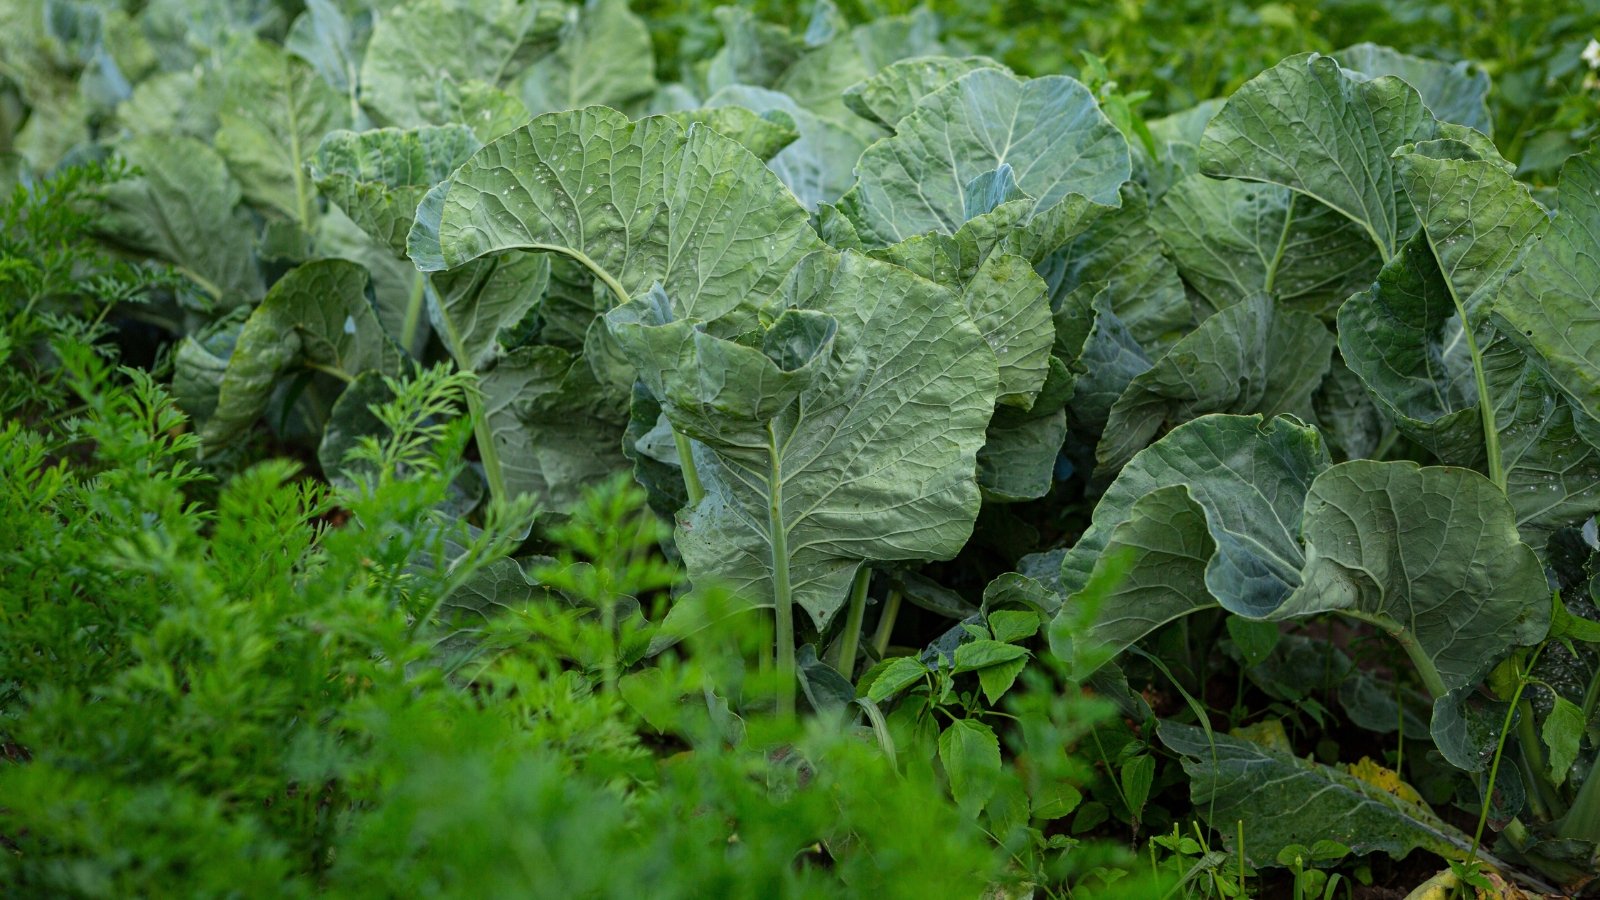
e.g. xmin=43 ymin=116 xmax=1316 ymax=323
xmin=850 ymin=68 xmax=1130 ymax=244
xmin=199 ymin=259 xmax=405 ymax=452
xmin=358 ymin=0 xmax=562 ymax=128
xmin=1336 ymin=43 xmax=1492 ymax=135
xmin=427 ymin=251 xmax=551 ymax=373
xmin=1050 ymin=485 xmax=1215 ymax=676
xmin=1496 ymin=146 xmax=1600 ymax=426
xmin=976 ymin=410 xmax=1068 ymax=503
xmin=667 ymin=252 xmax=999 ymax=628
xmin=842 ymin=54 xmax=1006 ymax=129
xmin=1153 ymin=175 xmax=1378 ymax=318
xmin=1097 ymin=295 xmax=1334 ymax=474
xmin=1040 ymin=184 xmax=1191 ymax=348
xmin=704 ymin=84 xmax=880 ymax=211
xmin=312 ymin=125 xmax=482 ymax=256
xmin=658 ymin=106 xmax=799 ymax=162
xmin=285 ymin=0 xmax=370 ymax=106
xmin=1059 ymin=285 xmax=1153 ymax=430
xmin=1062 ymin=415 xmax=1326 ymax=615
xmin=520 ymin=0 xmax=656 ymax=117
xmin=412 ymin=107 xmax=825 ymax=327
xmin=478 ymin=344 xmax=629 ymax=510
xmin=1160 ymin=722 xmax=1482 ymax=867
xmin=1273 ymin=460 xmax=1551 ymax=766
xmin=1199 ymin=52 xmax=1441 ymax=261
xmin=213 ymin=40 xmax=346 ymax=227
xmin=98 ymin=135 xmax=263 ymax=307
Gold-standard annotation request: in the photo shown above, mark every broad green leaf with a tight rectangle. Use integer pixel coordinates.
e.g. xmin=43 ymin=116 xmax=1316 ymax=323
xmin=658 ymin=106 xmax=798 ymax=162
xmin=1120 ymin=755 xmax=1155 ymax=820
xmin=171 ymin=310 xmax=246 ymax=425
xmin=414 ymin=107 xmax=824 ymax=327
xmin=1336 ymin=43 xmax=1492 ymax=135
xmin=1062 ymin=286 xmax=1153 ymax=429
xmin=842 ymin=54 xmax=1006 ymax=129
xmin=1160 ymin=722 xmax=1482 ymax=866
xmin=1274 ymin=460 xmax=1551 ymax=764
xmin=1226 ymin=617 xmax=1282 ymax=668
xmin=520 ymin=0 xmax=656 ymax=116
xmin=867 ymin=656 xmax=929 ymax=701
xmin=977 ymin=409 xmax=1067 ymax=502
xmin=704 ymin=84 xmax=880 ymax=211
xmin=1051 ymin=484 xmax=1215 ymax=675
xmin=98 ymin=135 xmax=262 ymax=307
xmin=213 ymin=40 xmax=346 ymax=226
xmin=986 ymin=609 xmax=1040 ymax=644
xmin=850 ymin=68 xmax=1130 ymax=244
xmin=312 ymin=125 xmax=482 ymax=256
xmin=1153 ymin=175 xmax=1377 ymax=318
xmin=952 ymin=640 xmax=1028 ymax=673
xmin=200 ymin=259 xmax=405 ymax=451
xmin=479 ymin=344 xmax=629 ymax=511
xmin=939 ymin=718 xmax=1002 ymax=818
xmin=1059 ymin=414 xmax=1327 ymax=617
xmin=426 ymin=251 xmax=551 ymax=373
xmin=316 ymin=205 xmax=431 ymax=353
xmin=1040 ymin=184 xmax=1191 ymax=348
xmin=976 ymin=657 xmax=1028 ymax=705
xmin=1496 ymin=146 xmax=1600 ymax=426
xmin=655 ymin=252 xmax=999 ymax=629
xmin=1098 ymin=295 xmax=1334 ymax=474
xmin=358 ymin=0 xmax=562 ymax=128
xmin=1542 ymin=696 xmax=1585 ymax=786
xmin=1199 ymin=52 xmax=1441 ymax=260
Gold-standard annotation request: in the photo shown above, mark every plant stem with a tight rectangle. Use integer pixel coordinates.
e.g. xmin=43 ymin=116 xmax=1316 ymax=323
xmin=1262 ymin=193 xmax=1296 ymax=296
xmin=767 ymin=422 xmax=795 ymax=719
xmin=829 ymin=566 xmax=871 ymax=679
xmin=872 ymin=588 xmax=902 ymax=657
xmin=1344 ymin=610 xmax=1448 ymax=700
xmin=1470 ymin=669 xmax=1530 ymax=860
xmin=1560 ymin=752 xmax=1600 ymax=841
xmin=400 ymin=271 xmax=426 ymax=356
xmin=673 ymin=430 xmax=704 ymax=506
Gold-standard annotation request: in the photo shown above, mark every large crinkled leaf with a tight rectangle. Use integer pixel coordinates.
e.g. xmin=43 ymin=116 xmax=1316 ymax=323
xmin=98 ymin=135 xmax=263 ymax=307
xmin=977 ymin=409 xmax=1068 ymax=503
xmin=520 ymin=0 xmax=656 ymax=116
xmin=1495 ymin=146 xmax=1600 ymax=426
xmin=1039 ymin=184 xmax=1191 ymax=348
xmin=645 ymin=252 xmax=999 ymax=628
xmin=1060 ymin=285 xmax=1153 ymax=430
xmin=1160 ymin=722 xmax=1483 ymax=867
xmin=850 ymin=68 xmax=1129 ymax=244
xmin=842 ymin=55 xmax=1006 ymax=129
xmin=412 ymin=106 xmax=824 ymax=326
xmin=1273 ymin=460 xmax=1551 ymax=766
xmin=427 ymin=251 xmax=550 ymax=373
xmin=1153 ymin=175 xmax=1378 ymax=318
xmin=1336 ymin=43 xmax=1492 ymax=135
xmin=703 ymin=84 xmax=880 ymax=211
xmin=1097 ymin=295 xmax=1334 ymax=474
xmin=312 ymin=125 xmax=482 ymax=256
xmin=1340 ymin=141 xmax=1600 ymax=537
xmin=1337 ymin=237 xmax=1487 ymax=462
xmin=199 ymin=259 xmax=405 ymax=451
xmin=658 ymin=106 xmax=798 ymax=162
xmin=1199 ymin=52 xmax=1441 ymax=261
xmin=315 ymin=205 xmax=429 ymax=352
xmin=212 ymin=39 xmax=346 ymax=226
xmin=1336 ymin=139 xmax=1543 ymax=456
xmin=358 ymin=0 xmax=562 ymax=128
xmin=479 ymin=344 xmax=629 ymax=510
xmin=1059 ymin=415 xmax=1327 ymax=619
xmin=1050 ymin=484 xmax=1215 ymax=675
